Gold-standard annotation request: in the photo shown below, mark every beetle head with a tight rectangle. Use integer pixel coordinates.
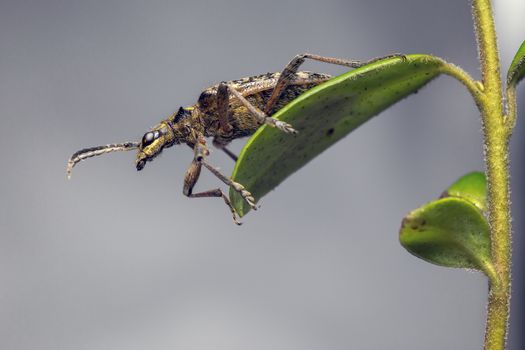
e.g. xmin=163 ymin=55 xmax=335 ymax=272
xmin=135 ymin=121 xmax=175 ymax=171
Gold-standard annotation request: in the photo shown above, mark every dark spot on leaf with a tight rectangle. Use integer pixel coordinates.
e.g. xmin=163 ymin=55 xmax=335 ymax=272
xmin=440 ymin=191 xmax=449 ymax=198
xmin=401 ymin=217 xmax=409 ymax=229
xmin=326 ymin=128 xmax=335 ymax=136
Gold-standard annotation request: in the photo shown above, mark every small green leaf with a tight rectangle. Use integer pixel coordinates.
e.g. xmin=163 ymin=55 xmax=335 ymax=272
xmin=230 ymin=55 xmax=446 ymax=216
xmin=399 ymin=197 xmax=496 ymax=282
xmin=507 ymin=40 xmax=525 ymax=86
xmin=442 ymin=171 xmax=487 ymax=212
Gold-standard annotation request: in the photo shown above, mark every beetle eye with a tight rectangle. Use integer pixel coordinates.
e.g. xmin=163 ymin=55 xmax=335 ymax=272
xmin=142 ymin=132 xmax=155 ymax=147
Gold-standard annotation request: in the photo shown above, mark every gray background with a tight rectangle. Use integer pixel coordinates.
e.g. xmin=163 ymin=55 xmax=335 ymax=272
xmin=0 ymin=0 xmax=523 ymax=349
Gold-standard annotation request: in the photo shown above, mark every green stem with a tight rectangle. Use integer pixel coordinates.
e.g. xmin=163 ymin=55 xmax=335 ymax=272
xmin=471 ymin=1 xmax=512 ymax=350
xmin=438 ymin=58 xmax=483 ymax=106
xmin=417 ymin=55 xmax=483 ymax=106
xmin=505 ymin=86 xmax=517 ymax=132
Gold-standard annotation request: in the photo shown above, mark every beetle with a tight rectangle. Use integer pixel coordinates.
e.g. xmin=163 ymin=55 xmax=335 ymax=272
xmin=67 ymin=53 xmax=402 ymax=224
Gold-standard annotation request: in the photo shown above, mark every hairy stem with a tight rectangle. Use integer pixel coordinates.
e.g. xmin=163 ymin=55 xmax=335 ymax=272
xmin=439 ymin=60 xmax=483 ymax=106
xmin=416 ymin=56 xmax=483 ymax=106
xmin=472 ymin=0 xmax=512 ymax=349
xmin=505 ymin=86 xmax=517 ymax=132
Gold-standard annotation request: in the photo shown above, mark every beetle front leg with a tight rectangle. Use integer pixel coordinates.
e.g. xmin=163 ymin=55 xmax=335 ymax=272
xmin=200 ymin=159 xmax=257 ymax=211
xmin=195 ymin=139 xmax=257 ymax=210
xmin=183 ymin=159 xmax=243 ymax=225
xmin=183 ymin=139 xmax=257 ymax=219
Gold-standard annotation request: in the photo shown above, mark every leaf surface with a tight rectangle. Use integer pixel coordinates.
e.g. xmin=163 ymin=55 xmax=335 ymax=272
xmin=507 ymin=40 xmax=525 ymax=86
xmin=230 ymin=55 xmax=444 ymax=216
xmin=399 ymin=197 xmax=495 ymax=281
xmin=442 ymin=171 xmax=487 ymax=212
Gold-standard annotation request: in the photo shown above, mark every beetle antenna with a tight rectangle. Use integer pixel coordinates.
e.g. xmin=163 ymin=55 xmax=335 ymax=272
xmin=67 ymin=142 xmax=140 ymax=179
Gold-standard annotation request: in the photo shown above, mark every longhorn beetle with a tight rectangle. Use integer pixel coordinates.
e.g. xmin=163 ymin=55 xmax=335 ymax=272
xmin=67 ymin=53 xmax=403 ymax=224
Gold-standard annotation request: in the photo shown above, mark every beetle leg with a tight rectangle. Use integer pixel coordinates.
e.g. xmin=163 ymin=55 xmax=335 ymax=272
xmin=212 ymin=139 xmax=238 ymax=162
xmin=196 ymin=139 xmax=256 ymax=210
xmin=183 ymin=138 xmax=257 ymax=215
xmin=192 ymin=189 xmax=241 ymax=225
xmin=200 ymin=158 xmax=257 ymax=211
xmin=183 ymin=159 xmax=242 ymax=225
xmin=264 ymin=53 xmax=406 ymax=114
xmin=224 ymin=83 xmax=297 ymax=134
xmin=214 ymin=81 xmax=244 ymax=159
xmin=216 ymin=81 xmax=234 ymax=134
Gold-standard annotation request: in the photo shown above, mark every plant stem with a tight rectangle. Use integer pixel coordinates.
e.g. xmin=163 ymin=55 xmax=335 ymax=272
xmin=505 ymin=86 xmax=517 ymax=131
xmin=471 ymin=1 xmax=512 ymax=349
xmin=437 ymin=58 xmax=483 ymax=106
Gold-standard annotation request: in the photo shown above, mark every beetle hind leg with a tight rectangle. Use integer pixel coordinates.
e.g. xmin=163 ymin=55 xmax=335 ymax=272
xmin=264 ymin=52 xmax=406 ymax=114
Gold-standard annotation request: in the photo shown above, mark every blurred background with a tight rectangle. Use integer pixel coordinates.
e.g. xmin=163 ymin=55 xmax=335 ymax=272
xmin=0 ymin=0 xmax=523 ymax=349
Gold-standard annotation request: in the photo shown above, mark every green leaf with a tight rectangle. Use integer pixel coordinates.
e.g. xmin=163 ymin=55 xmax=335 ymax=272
xmin=507 ymin=40 xmax=525 ymax=86
xmin=399 ymin=197 xmax=496 ymax=282
xmin=442 ymin=171 xmax=487 ymax=212
xmin=230 ymin=54 xmax=445 ymax=216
